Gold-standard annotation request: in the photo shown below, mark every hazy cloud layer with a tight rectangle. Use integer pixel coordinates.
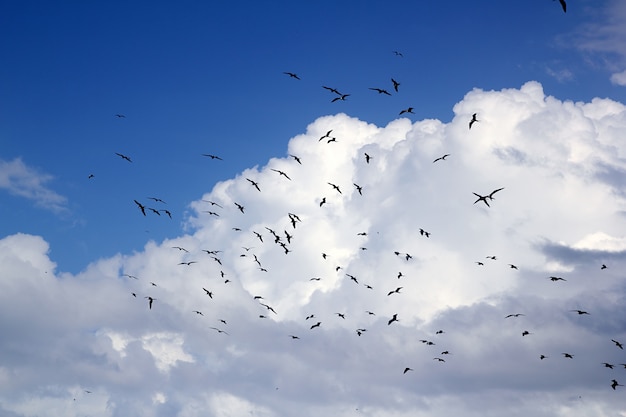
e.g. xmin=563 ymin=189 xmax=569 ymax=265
xmin=1 ymin=82 xmax=626 ymax=417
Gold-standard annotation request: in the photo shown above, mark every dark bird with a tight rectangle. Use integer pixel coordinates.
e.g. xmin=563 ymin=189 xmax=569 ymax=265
xmin=193 ymin=310 xmax=204 ymax=316
xmin=399 ymin=107 xmax=414 ymax=115
xmin=260 ymin=303 xmax=277 ymax=314
xmin=172 ymin=246 xmax=188 ymax=252
xmin=369 ymin=87 xmax=391 ymax=95
xmin=391 ymin=78 xmax=400 ymax=92
xmin=148 ymin=197 xmax=166 ymax=204
xmin=178 ymin=261 xmax=197 ymax=266
xmin=290 ymin=154 xmax=302 ymax=164
xmin=601 ymin=264 xmax=607 ymax=270
xmin=602 ymin=362 xmax=615 ymax=369
xmin=326 ymin=137 xmax=337 ymax=144
xmin=486 ymin=255 xmax=497 ymax=260
xmin=115 ymin=114 xmax=126 ymax=118
xmin=364 ymin=153 xmax=372 ymax=164
xmin=570 ymin=310 xmax=590 ymax=315
xmin=473 ymin=193 xmax=491 ymax=207
xmin=134 ymin=200 xmax=146 ymax=216
xmin=387 ymin=287 xmax=403 ymax=296
xmin=435 ymin=330 xmax=445 ymax=334
xmin=203 ymin=200 xmax=223 ymax=208
xmin=234 ymin=202 xmax=245 ymax=213
xmin=331 ymin=94 xmax=350 ymax=102
xmin=433 ymin=357 xmax=446 ymax=362
xmin=271 ymin=169 xmax=291 ymax=180
xmin=209 ymin=327 xmax=229 ymax=335
xmin=335 ymin=313 xmax=346 ymax=319
xmin=283 ymin=72 xmax=300 ymax=80
xmin=148 ymin=207 xmax=160 ymax=216
xmin=202 ymin=154 xmax=223 ymax=160
xmin=562 ymin=353 xmax=574 ymax=358
xmin=393 ymin=50 xmax=403 ymax=57
xmin=115 ymin=152 xmax=132 ymax=162
xmin=356 ymin=328 xmax=367 ymax=336
xmin=612 ymin=379 xmax=623 ymax=390
xmin=322 ymin=86 xmax=341 ymax=95
xmin=488 ymin=187 xmax=505 ymax=200
xmin=388 ymin=314 xmax=398 ymax=325
xmin=522 ymin=330 xmax=532 ymax=336
xmin=310 ymin=277 xmax=322 ymax=281
xmin=88 ymin=174 xmax=94 ymax=179
xmin=289 ymin=335 xmax=300 ymax=339
xmin=505 ymin=313 xmax=525 ymax=318
xmin=611 ymin=339 xmax=624 ymax=350
xmin=145 ymin=296 xmax=155 ymax=309
xmin=419 ymin=228 xmax=430 ymax=238
xmin=469 ymin=113 xmax=479 ymax=129
xmin=540 ymin=355 xmax=548 ymax=360
xmin=161 ymin=209 xmax=172 ymax=217
xmin=403 ymin=367 xmax=413 ymax=374
xmin=549 ymin=276 xmax=566 ymax=281
xmin=353 ymin=183 xmax=363 ymax=195
xmin=202 ymin=288 xmax=213 ymax=298
xmin=433 ymin=154 xmax=450 ymax=163
xmin=328 ymin=183 xmax=342 ymax=194
xmin=310 ymin=321 xmax=321 ymax=329
xmin=319 ymin=197 xmax=326 ymax=207
xmin=246 ymin=178 xmax=261 ymax=192
xmin=508 ymin=264 xmax=518 ymax=269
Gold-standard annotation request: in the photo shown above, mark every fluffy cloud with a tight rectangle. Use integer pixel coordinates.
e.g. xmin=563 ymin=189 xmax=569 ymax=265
xmin=1 ymin=81 xmax=626 ymax=417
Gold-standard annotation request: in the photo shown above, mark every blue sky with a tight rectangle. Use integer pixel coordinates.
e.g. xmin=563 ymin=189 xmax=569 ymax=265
xmin=2 ymin=1 xmax=626 ymax=416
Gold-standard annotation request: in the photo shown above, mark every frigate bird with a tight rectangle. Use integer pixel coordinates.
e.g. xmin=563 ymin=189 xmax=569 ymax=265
xmin=322 ymin=86 xmax=341 ymax=95
xmin=283 ymin=72 xmax=300 ymax=80
xmin=246 ymin=178 xmax=261 ymax=191
xmin=234 ymin=202 xmax=245 ymax=213
xmin=473 ymin=193 xmax=490 ymax=207
xmin=202 ymin=154 xmax=223 ymax=160
xmin=562 ymin=353 xmax=574 ymax=358
xmin=290 ymin=154 xmax=302 ymax=164
xmin=202 ymin=288 xmax=213 ymax=298
xmin=328 ymin=183 xmax=342 ymax=194
xmin=115 ymin=114 xmax=126 ymax=118
xmin=399 ymin=107 xmax=414 ymax=115
xmin=549 ymin=276 xmax=566 ymax=281
xmin=570 ymin=309 xmax=590 ymax=315
xmin=403 ymin=367 xmax=413 ymax=374
xmin=331 ymin=94 xmax=350 ymax=102
xmin=612 ymin=379 xmax=623 ymax=390
xmin=387 ymin=287 xmax=403 ymax=296
xmin=602 ymin=362 xmax=615 ymax=369
xmin=271 ymin=169 xmax=291 ymax=180
xmin=115 ymin=152 xmax=132 ymax=162
xmin=134 ymin=200 xmax=146 ymax=216
xmin=555 ymin=0 xmax=566 ymax=13
xmin=310 ymin=322 xmax=321 ymax=329
xmin=611 ymin=339 xmax=624 ymax=350
xmin=469 ymin=113 xmax=478 ymax=129
xmin=369 ymin=87 xmax=391 ymax=95
xmin=433 ymin=154 xmax=450 ymax=163
xmin=319 ymin=197 xmax=326 ymax=207
xmin=353 ymin=183 xmax=363 ymax=195
xmin=391 ymin=78 xmax=400 ymax=92
xmin=388 ymin=314 xmax=399 ymax=325
xmin=145 ymin=296 xmax=155 ymax=309
xmin=148 ymin=197 xmax=166 ymax=204
xmin=364 ymin=153 xmax=372 ymax=164
xmin=393 ymin=50 xmax=403 ymax=57
xmin=505 ymin=313 xmax=525 ymax=318
xmin=193 ymin=310 xmax=204 ymax=316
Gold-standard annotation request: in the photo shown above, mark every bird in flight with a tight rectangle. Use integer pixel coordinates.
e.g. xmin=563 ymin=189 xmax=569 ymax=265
xmin=202 ymin=154 xmax=223 ymax=160
xmin=403 ymin=367 xmax=413 ymax=374
xmin=289 ymin=154 xmax=302 ymax=164
xmin=134 ymin=200 xmax=146 ymax=216
xmin=310 ymin=322 xmax=321 ymax=329
xmin=331 ymin=94 xmax=350 ymax=102
xmin=387 ymin=287 xmax=403 ymax=296
xmin=549 ymin=276 xmax=566 ymax=282
xmin=115 ymin=152 xmax=132 ymax=162
xmin=612 ymin=379 xmax=623 ymax=390
xmin=562 ymin=353 xmax=574 ymax=358
xmin=388 ymin=314 xmax=399 ymax=325
xmin=554 ymin=0 xmax=566 ymax=13
xmin=393 ymin=50 xmax=403 ymax=57
xmin=283 ymin=72 xmax=300 ymax=79
xmin=202 ymin=288 xmax=213 ymax=298
xmin=469 ymin=113 xmax=479 ymax=129
xmin=369 ymin=87 xmax=391 ymax=96
xmin=246 ymin=178 xmax=261 ymax=192
xmin=328 ymin=182 xmax=342 ymax=194
xmin=234 ymin=202 xmax=245 ymax=213
xmin=115 ymin=114 xmax=126 ymax=118
xmin=353 ymin=183 xmax=363 ymax=195
xmin=473 ymin=193 xmax=491 ymax=207
xmin=391 ymin=78 xmax=400 ymax=92
xmin=271 ymin=169 xmax=291 ymax=180
xmin=172 ymin=246 xmax=188 ymax=252
xmin=433 ymin=154 xmax=450 ymax=163
xmin=399 ymin=107 xmax=414 ymax=115
xmin=611 ymin=339 xmax=624 ymax=350
xmin=364 ymin=153 xmax=372 ymax=164
xmin=322 ymin=86 xmax=342 ymax=95
xmin=570 ymin=309 xmax=590 ymax=315
xmin=505 ymin=313 xmax=525 ymax=318
xmin=145 ymin=296 xmax=155 ymax=309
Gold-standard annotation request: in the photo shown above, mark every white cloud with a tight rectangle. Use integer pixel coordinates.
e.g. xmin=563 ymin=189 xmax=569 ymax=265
xmin=0 ymin=157 xmax=67 ymax=212
xmin=1 ymin=81 xmax=626 ymax=416
xmin=610 ymin=69 xmax=626 ymax=86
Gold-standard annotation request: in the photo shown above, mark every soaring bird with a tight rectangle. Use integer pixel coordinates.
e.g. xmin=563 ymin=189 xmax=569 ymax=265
xmin=473 ymin=193 xmax=490 ymax=207
xmin=115 ymin=152 xmax=132 ymax=162
xmin=433 ymin=154 xmax=450 ymax=163
xmin=328 ymin=183 xmax=342 ymax=194
xmin=488 ymin=187 xmax=505 ymax=200
xmin=364 ymin=153 xmax=372 ymax=164
xmin=388 ymin=314 xmax=399 ymax=325
xmin=399 ymin=107 xmax=414 ymax=115
xmin=289 ymin=154 xmax=302 ymax=164
xmin=271 ymin=169 xmax=291 ymax=180
xmin=469 ymin=113 xmax=479 ymax=129
xmin=562 ymin=353 xmax=574 ymax=358
xmin=193 ymin=310 xmax=204 ymax=316
xmin=202 ymin=154 xmax=223 ymax=160
xmin=145 ymin=296 xmax=155 ymax=309
xmin=331 ymin=94 xmax=350 ymax=102
xmin=202 ymin=288 xmax=213 ymax=298
xmin=322 ymin=86 xmax=341 ymax=95
xmin=391 ymin=78 xmax=400 ymax=92
xmin=505 ymin=313 xmax=525 ymax=318
xmin=555 ymin=0 xmax=566 ymax=13
xmin=133 ymin=200 xmax=146 ymax=216
xmin=319 ymin=197 xmax=326 ymax=207
xmin=549 ymin=276 xmax=566 ymax=281
xmin=369 ymin=87 xmax=391 ymax=95
xmin=403 ymin=367 xmax=413 ymax=374
xmin=283 ymin=72 xmax=300 ymax=80
xmin=602 ymin=362 xmax=615 ymax=369
xmin=611 ymin=339 xmax=624 ymax=350
xmin=353 ymin=183 xmax=363 ymax=195
xmin=148 ymin=197 xmax=166 ymax=204
xmin=612 ymin=379 xmax=623 ymax=390
xmin=234 ymin=202 xmax=245 ymax=213
xmin=310 ymin=322 xmax=321 ymax=329
xmin=393 ymin=50 xmax=403 ymax=57
xmin=115 ymin=114 xmax=126 ymax=118
xmin=387 ymin=287 xmax=403 ymax=296
xmin=570 ymin=309 xmax=590 ymax=315
xmin=246 ymin=178 xmax=261 ymax=192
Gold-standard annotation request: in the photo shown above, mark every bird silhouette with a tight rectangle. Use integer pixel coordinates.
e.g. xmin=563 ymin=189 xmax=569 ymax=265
xmin=549 ymin=276 xmax=566 ymax=281
xmin=505 ymin=313 xmax=525 ymax=318
xmin=555 ymin=0 xmax=566 ymax=13
xmin=202 ymin=154 xmax=223 ymax=160
xmin=271 ymin=169 xmax=291 ymax=180
xmin=133 ymin=200 xmax=146 ymax=216
xmin=611 ymin=339 xmax=624 ymax=349
xmin=234 ymin=202 xmax=245 ymax=213
xmin=473 ymin=193 xmax=490 ymax=207
xmin=369 ymin=87 xmax=391 ymax=95
xmin=283 ymin=72 xmax=300 ymax=80
xmin=433 ymin=154 xmax=450 ymax=163
xmin=364 ymin=153 xmax=372 ymax=164
xmin=391 ymin=78 xmax=400 ymax=92
xmin=353 ymin=183 xmax=363 ymax=195
xmin=570 ymin=309 xmax=590 ymax=315
xmin=388 ymin=314 xmax=398 ymax=325
xmin=202 ymin=288 xmax=213 ymax=298
xmin=331 ymin=94 xmax=350 ymax=102
xmin=399 ymin=107 xmax=414 ymax=115
xmin=403 ymin=367 xmax=413 ymax=374
xmin=310 ymin=322 xmax=321 ymax=329
xmin=115 ymin=152 xmax=132 ymax=162
xmin=145 ymin=296 xmax=155 ymax=309
xmin=246 ymin=178 xmax=261 ymax=191
xmin=328 ymin=183 xmax=342 ymax=194
xmin=612 ymin=379 xmax=623 ymax=390
xmin=469 ymin=113 xmax=479 ymax=129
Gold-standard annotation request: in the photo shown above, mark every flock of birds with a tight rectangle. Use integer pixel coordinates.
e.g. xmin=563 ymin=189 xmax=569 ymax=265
xmin=77 ymin=0 xmax=626 ymax=406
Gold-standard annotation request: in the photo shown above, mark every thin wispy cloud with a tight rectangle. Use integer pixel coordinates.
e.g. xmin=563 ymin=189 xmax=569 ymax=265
xmin=1 ymin=82 xmax=625 ymax=416
xmin=0 ymin=157 xmax=67 ymax=213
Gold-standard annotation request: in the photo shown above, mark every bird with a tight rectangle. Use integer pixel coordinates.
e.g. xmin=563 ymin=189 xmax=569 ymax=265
xmin=147 ymin=197 xmax=166 ymax=204
xmin=522 ymin=330 xmax=532 ymax=336
xmin=289 ymin=335 xmax=300 ymax=339
xmin=611 ymin=339 xmax=624 ymax=349
xmin=289 ymin=154 xmax=302 ymax=164
xmin=310 ymin=322 xmax=321 ymax=329
xmin=319 ymin=197 xmax=326 ymax=207
xmin=549 ymin=276 xmax=566 ymax=281
xmin=133 ymin=200 xmax=146 ymax=216
xmin=562 ymin=353 xmax=574 ymax=358
xmin=473 ymin=193 xmax=490 ymax=207
xmin=505 ymin=313 xmax=525 ymax=318
xmin=419 ymin=228 xmax=430 ymax=238
xmin=246 ymin=178 xmax=261 ymax=191
xmin=433 ymin=357 xmax=446 ymax=362
xmin=234 ymin=202 xmax=245 ymax=213
xmin=403 ymin=367 xmax=413 ymax=374
xmin=271 ymin=169 xmax=291 ymax=180
xmin=469 ymin=113 xmax=478 ymax=129
xmin=399 ymin=107 xmax=414 ymax=115
xmin=172 ymin=246 xmax=188 ymax=252
xmin=369 ymin=87 xmax=391 ymax=95
xmin=145 ymin=296 xmax=155 ymax=309
xmin=283 ymin=72 xmax=300 ymax=80
xmin=488 ymin=187 xmax=505 ymax=200
xmin=364 ymin=153 xmax=372 ymax=164
xmin=115 ymin=152 xmax=132 ymax=162
xmin=602 ymin=362 xmax=615 ymax=369
xmin=87 ymin=173 xmax=94 ymax=179
xmin=353 ymin=183 xmax=363 ymax=195
xmin=601 ymin=264 xmax=607 ymax=270
xmin=388 ymin=314 xmax=398 ymax=325
xmin=328 ymin=183 xmax=342 ymax=194
xmin=391 ymin=78 xmax=400 ymax=92
xmin=209 ymin=327 xmax=229 ymax=335
xmin=202 ymin=154 xmax=223 ymax=160
xmin=161 ymin=208 xmax=172 ymax=216
xmin=115 ymin=114 xmax=126 ymax=118
xmin=331 ymin=94 xmax=350 ymax=102
xmin=178 ymin=261 xmax=197 ymax=266
xmin=202 ymin=288 xmax=213 ymax=298
xmin=393 ymin=50 xmax=403 ymax=57
xmin=570 ymin=309 xmax=590 ymax=315
xmin=555 ymin=0 xmax=566 ymax=13
xmin=611 ymin=379 xmax=623 ymax=390
xmin=335 ymin=313 xmax=346 ymax=319
xmin=540 ymin=355 xmax=548 ymax=360
xmin=433 ymin=154 xmax=450 ymax=163
xmin=193 ymin=310 xmax=204 ymax=316
xmin=508 ymin=264 xmax=518 ymax=269
xmin=387 ymin=287 xmax=403 ymax=296
xmin=322 ymin=86 xmax=341 ymax=95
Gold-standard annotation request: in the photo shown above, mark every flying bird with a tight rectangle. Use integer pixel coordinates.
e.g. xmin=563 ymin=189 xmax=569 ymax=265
xmin=353 ymin=183 xmax=363 ymax=195
xmin=555 ymin=0 xmax=566 ymax=13
xmin=283 ymin=72 xmax=300 ymax=80
xmin=469 ymin=113 xmax=479 ymax=129
xmin=133 ymin=200 xmax=146 ymax=216
xmin=115 ymin=114 xmax=126 ymax=118
xmin=505 ymin=313 xmax=525 ymax=318
xmin=271 ymin=169 xmax=291 ymax=180
xmin=369 ymin=87 xmax=391 ymax=95
xmin=612 ymin=379 xmax=623 ymax=390
xmin=234 ymin=202 xmax=245 ymax=213
xmin=144 ymin=296 xmax=155 ymax=309
xmin=473 ymin=193 xmax=491 ymax=207
xmin=115 ymin=152 xmax=132 ymax=162
xmin=611 ymin=339 xmax=624 ymax=350
xmin=399 ymin=107 xmax=414 ymax=115
xmin=388 ymin=314 xmax=399 ymax=325
xmin=570 ymin=309 xmax=590 ymax=315
xmin=202 ymin=154 xmax=223 ymax=160
xmin=322 ymin=86 xmax=341 ymax=95
xmin=403 ymin=367 xmax=413 ymax=374
xmin=549 ymin=276 xmax=566 ymax=281
xmin=391 ymin=78 xmax=400 ymax=92
xmin=364 ymin=153 xmax=372 ymax=164
xmin=289 ymin=154 xmax=302 ymax=164
xmin=310 ymin=322 xmax=321 ymax=329
xmin=246 ymin=178 xmax=261 ymax=192
xmin=393 ymin=50 xmax=403 ymax=57
xmin=328 ymin=182 xmax=342 ymax=194
xmin=433 ymin=154 xmax=450 ymax=163
xmin=202 ymin=288 xmax=213 ymax=298
xmin=331 ymin=94 xmax=350 ymax=102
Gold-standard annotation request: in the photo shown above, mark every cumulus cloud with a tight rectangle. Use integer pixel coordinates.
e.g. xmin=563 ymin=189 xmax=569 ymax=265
xmin=1 ymin=81 xmax=626 ymax=416
xmin=0 ymin=157 xmax=67 ymax=212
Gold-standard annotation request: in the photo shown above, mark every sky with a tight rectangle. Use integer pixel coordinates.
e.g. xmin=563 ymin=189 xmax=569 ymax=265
xmin=1 ymin=0 xmax=626 ymax=416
